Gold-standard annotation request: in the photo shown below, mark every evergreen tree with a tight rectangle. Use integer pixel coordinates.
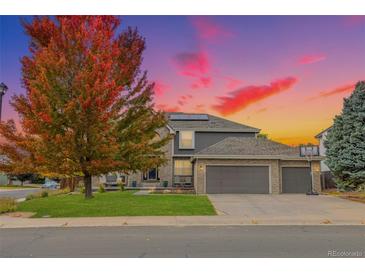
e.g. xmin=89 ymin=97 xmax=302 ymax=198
xmin=0 ymin=16 xmax=169 ymax=198
xmin=324 ymin=81 xmax=365 ymax=191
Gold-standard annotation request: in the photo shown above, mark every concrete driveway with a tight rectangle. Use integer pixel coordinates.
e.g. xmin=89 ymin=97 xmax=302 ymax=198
xmin=208 ymin=194 xmax=365 ymax=222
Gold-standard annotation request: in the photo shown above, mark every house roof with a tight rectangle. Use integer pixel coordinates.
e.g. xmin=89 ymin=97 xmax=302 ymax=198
xmin=166 ymin=112 xmax=260 ymax=133
xmin=315 ymin=126 xmax=332 ymax=139
xmin=195 ymin=137 xmax=304 ymax=159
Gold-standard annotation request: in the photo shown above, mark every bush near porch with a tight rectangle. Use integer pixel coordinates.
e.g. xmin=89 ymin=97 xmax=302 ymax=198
xmin=16 ymin=191 xmax=216 ymax=218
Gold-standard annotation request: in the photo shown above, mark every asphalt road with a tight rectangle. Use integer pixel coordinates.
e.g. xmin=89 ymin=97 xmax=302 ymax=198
xmin=0 ymin=188 xmax=41 ymax=199
xmin=1 ymin=226 xmax=365 ymax=257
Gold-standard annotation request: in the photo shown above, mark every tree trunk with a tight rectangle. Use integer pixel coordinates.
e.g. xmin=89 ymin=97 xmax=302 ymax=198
xmin=84 ymin=173 xmax=93 ymax=199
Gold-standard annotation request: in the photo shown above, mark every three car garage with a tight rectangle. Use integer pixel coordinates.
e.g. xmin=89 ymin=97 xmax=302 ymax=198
xmin=193 ymin=137 xmax=322 ymax=194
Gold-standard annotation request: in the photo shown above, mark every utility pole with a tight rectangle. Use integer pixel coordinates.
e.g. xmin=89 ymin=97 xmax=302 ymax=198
xmin=0 ymin=82 xmax=8 ymax=121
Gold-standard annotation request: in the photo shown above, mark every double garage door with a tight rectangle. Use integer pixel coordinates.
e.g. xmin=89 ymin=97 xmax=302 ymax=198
xmin=206 ymin=166 xmax=270 ymax=194
xmin=281 ymin=167 xmax=311 ymax=193
xmin=206 ymin=165 xmax=311 ymax=194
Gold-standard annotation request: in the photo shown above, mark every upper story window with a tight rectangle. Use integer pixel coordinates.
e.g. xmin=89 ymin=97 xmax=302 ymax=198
xmin=179 ymin=131 xmax=194 ymax=149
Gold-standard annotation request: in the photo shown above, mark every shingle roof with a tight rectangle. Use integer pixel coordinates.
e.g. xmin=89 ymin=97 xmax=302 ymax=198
xmin=315 ymin=126 xmax=332 ymax=139
xmin=196 ymin=137 xmax=300 ymax=157
xmin=166 ymin=112 xmax=260 ymax=133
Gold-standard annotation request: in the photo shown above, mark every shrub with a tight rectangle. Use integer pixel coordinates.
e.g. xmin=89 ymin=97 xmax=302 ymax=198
xmin=357 ymin=183 xmax=365 ymax=192
xmin=335 ymin=178 xmax=356 ymax=192
xmin=26 ymin=194 xmax=35 ymax=200
xmin=120 ymin=184 xmax=124 ymax=192
xmin=41 ymin=190 xmax=49 ymax=198
xmin=80 ymin=186 xmax=85 ymax=194
xmin=50 ymin=187 xmax=71 ymax=196
xmin=98 ymin=184 xmax=105 ymax=193
xmin=0 ymin=197 xmax=17 ymax=213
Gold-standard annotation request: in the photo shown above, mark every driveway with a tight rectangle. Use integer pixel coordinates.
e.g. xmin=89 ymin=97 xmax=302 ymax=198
xmin=208 ymin=194 xmax=365 ymax=222
xmin=0 ymin=188 xmax=41 ymax=199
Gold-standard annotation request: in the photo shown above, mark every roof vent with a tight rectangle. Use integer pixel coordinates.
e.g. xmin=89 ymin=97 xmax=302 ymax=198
xmin=169 ymin=114 xmax=209 ymax=121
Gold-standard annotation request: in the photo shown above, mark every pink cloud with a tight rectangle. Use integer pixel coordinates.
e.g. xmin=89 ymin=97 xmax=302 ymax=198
xmin=191 ymin=76 xmax=212 ymax=89
xmin=154 ymin=81 xmax=171 ymax=97
xmin=298 ymin=54 xmax=326 ymax=65
xmin=213 ymin=77 xmax=299 ymax=116
xmin=155 ymin=104 xmax=180 ymax=113
xmin=344 ymin=16 xmax=365 ymax=27
xmin=190 ymin=16 xmax=233 ymax=41
xmin=177 ymin=94 xmax=193 ymax=106
xmin=173 ymin=51 xmax=210 ymax=77
xmin=194 ymin=104 xmax=205 ymax=112
xmin=225 ymin=77 xmax=244 ymax=90
xmin=309 ymin=83 xmax=356 ymax=100
xmin=173 ymin=51 xmax=212 ymax=90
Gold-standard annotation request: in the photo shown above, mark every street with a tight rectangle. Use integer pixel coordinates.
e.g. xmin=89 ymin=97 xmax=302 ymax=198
xmin=1 ymin=226 xmax=364 ymax=257
xmin=0 ymin=188 xmax=41 ymax=199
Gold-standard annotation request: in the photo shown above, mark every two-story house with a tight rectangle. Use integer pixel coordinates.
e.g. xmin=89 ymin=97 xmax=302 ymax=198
xmin=96 ymin=112 xmax=322 ymax=194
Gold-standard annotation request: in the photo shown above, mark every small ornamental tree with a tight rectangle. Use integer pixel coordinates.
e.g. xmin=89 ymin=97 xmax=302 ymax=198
xmin=0 ymin=16 xmax=169 ymax=198
xmin=324 ymin=81 xmax=365 ymax=191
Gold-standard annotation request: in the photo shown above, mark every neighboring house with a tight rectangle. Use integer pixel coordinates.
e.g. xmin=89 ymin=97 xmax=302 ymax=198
xmin=315 ymin=126 xmax=335 ymax=188
xmin=314 ymin=126 xmax=332 ymax=172
xmin=95 ymin=112 xmax=323 ymax=194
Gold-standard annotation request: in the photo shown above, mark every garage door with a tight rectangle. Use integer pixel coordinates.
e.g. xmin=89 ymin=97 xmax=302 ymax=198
xmin=206 ymin=166 xmax=270 ymax=194
xmin=282 ymin=167 xmax=311 ymax=193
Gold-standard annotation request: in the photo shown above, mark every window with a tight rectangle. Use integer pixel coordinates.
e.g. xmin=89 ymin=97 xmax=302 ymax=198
xmin=179 ymin=131 xmax=194 ymax=149
xmin=143 ymin=168 xmax=159 ymax=181
xmin=174 ymin=160 xmax=192 ymax=176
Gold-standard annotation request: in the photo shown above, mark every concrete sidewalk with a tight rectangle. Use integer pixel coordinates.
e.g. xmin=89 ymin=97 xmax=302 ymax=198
xmin=1 ymin=214 xmax=365 ymax=228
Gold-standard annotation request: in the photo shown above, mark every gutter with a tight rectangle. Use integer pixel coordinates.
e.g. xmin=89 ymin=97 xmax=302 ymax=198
xmin=191 ymin=154 xmax=325 ymax=161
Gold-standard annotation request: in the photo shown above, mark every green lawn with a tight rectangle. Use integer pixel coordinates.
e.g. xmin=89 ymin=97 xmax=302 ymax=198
xmin=17 ymin=191 xmax=216 ymax=217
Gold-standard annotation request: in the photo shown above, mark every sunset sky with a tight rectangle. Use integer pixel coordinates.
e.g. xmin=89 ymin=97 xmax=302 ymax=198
xmin=0 ymin=16 xmax=364 ymax=145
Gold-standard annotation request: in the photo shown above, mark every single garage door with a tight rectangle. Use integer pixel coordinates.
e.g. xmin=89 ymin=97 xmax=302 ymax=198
xmin=206 ymin=166 xmax=270 ymax=194
xmin=282 ymin=167 xmax=311 ymax=193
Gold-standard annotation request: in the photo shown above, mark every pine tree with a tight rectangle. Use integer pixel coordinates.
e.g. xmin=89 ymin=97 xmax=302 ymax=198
xmin=0 ymin=16 xmax=169 ymax=198
xmin=324 ymin=81 xmax=365 ymax=191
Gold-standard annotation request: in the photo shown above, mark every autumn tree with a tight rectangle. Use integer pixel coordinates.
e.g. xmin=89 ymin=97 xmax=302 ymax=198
xmin=0 ymin=16 xmax=169 ymax=198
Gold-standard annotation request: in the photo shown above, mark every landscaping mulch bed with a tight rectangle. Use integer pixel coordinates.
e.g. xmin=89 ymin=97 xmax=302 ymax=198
xmin=323 ymin=189 xmax=365 ymax=204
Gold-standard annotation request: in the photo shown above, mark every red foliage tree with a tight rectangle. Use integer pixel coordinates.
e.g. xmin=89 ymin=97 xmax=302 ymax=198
xmin=0 ymin=16 xmax=169 ymax=198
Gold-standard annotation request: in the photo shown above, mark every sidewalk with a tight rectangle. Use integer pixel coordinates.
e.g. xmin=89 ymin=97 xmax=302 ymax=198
xmin=1 ymin=214 xmax=364 ymax=228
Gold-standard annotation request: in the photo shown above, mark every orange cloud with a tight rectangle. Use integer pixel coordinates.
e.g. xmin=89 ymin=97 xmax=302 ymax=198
xmin=190 ymin=16 xmax=233 ymax=41
xmin=213 ymin=77 xmax=299 ymax=116
xmin=298 ymin=54 xmax=326 ymax=65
